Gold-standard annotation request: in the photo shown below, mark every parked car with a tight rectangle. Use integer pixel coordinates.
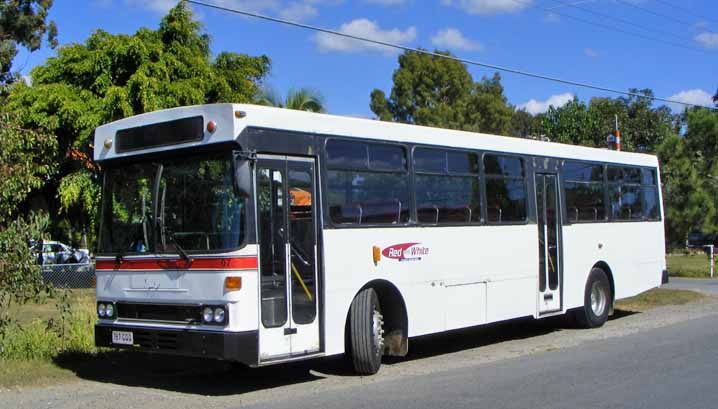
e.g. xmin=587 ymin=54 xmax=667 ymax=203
xmin=686 ymin=231 xmax=716 ymax=248
xmin=35 ymin=241 xmax=90 ymax=264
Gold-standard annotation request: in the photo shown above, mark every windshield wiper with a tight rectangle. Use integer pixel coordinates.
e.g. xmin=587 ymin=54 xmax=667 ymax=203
xmin=169 ymin=233 xmax=192 ymax=264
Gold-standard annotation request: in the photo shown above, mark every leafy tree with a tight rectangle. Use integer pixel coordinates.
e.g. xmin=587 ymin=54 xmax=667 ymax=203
xmin=713 ymin=88 xmax=717 ymax=105
xmin=0 ymin=0 xmax=57 ymax=85
xmin=370 ymin=49 xmax=513 ymax=134
xmin=539 ymin=97 xmax=601 ymax=146
xmin=258 ymin=87 xmax=325 ymax=112
xmin=4 ymin=3 xmax=271 ymax=245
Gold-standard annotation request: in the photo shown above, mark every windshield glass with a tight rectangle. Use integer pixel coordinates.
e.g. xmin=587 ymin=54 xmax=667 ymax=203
xmin=99 ymin=153 xmax=246 ymax=255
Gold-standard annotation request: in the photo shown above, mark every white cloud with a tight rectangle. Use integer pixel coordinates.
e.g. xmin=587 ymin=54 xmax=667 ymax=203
xmin=583 ymin=47 xmax=600 ymax=58
xmin=364 ymin=0 xmax=406 ymax=4
xmin=519 ymin=93 xmax=573 ymax=115
xmin=695 ymin=32 xmax=718 ymax=49
xmin=543 ymin=12 xmax=560 ymax=23
xmin=666 ymin=89 xmax=714 ymax=112
xmin=279 ymin=2 xmax=318 ymax=21
xmin=441 ymin=0 xmax=532 ymax=15
xmin=313 ymin=19 xmax=416 ymax=55
xmin=431 ymin=28 xmax=482 ymax=51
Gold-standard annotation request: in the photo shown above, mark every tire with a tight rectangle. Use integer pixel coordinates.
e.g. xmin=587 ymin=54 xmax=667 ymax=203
xmin=349 ymin=288 xmax=384 ymax=375
xmin=574 ymin=267 xmax=612 ymax=328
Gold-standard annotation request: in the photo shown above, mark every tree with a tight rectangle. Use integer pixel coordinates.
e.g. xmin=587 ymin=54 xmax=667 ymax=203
xmin=539 ymin=97 xmax=601 ymax=146
xmin=258 ymin=87 xmax=325 ymax=112
xmin=0 ymin=0 xmax=57 ymax=85
xmin=370 ymin=49 xmax=513 ymax=134
xmin=4 ymin=3 xmax=271 ymax=245
xmin=713 ymin=88 xmax=717 ymax=105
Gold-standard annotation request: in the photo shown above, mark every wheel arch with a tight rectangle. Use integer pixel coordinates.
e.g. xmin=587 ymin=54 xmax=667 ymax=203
xmin=345 ymin=279 xmax=409 ymax=357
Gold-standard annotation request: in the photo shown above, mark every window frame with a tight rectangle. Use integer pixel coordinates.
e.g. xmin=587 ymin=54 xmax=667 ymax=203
xmin=561 ymin=161 xmax=608 ymax=224
xmin=482 ymin=152 xmax=529 ymax=225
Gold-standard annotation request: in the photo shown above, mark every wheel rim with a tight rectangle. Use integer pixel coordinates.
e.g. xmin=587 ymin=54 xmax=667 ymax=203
xmin=372 ymin=308 xmax=385 ymax=355
xmin=590 ymin=281 xmax=607 ymax=316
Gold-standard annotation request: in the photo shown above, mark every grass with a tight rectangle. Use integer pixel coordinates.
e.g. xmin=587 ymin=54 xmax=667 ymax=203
xmin=616 ymin=288 xmax=705 ymax=312
xmin=667 ymin=252 xmax=715 ymax=278
xmin=0 ymin=288 xmax=98 ymax=388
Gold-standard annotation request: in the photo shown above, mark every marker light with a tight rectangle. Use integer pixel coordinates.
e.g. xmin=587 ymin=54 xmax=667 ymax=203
xmin=103 ymin=138 xmax=113 ymax=149
xmin=225 ymin=276 xmax=242 ymax=291
xmin=234 ymin=111 xmax=246 ymax=119
xmin=206 ymin=121 xmax=217 ymax=133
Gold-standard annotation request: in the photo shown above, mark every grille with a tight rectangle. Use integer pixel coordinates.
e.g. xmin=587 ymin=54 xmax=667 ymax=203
xmin=117 ymin=303 xmax=201 ymax=323
xmin=132 ymin=329 xmax=179 ymax=350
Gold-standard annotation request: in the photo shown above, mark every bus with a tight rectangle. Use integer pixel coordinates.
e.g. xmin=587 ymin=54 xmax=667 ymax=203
xmin=93 ymin=103 xmax=666 ymax=374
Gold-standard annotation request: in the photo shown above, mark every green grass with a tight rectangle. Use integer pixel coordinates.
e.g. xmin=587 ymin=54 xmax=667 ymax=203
xmin=667 ymin=253 xmax=716 ymax=278
xmin=616 ymin=288 xmax=705 ymax=312
xmin=0 ymin=288 xmax=98 ymax=388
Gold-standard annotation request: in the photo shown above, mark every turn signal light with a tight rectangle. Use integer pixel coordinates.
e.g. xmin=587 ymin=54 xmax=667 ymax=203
xmin=207 ymin=120 xmax=217 ymax=133
xmin=373 ymin=246 xmax=381 ymax=266
xmin=225 ymin=276 xmax=242 ymax=291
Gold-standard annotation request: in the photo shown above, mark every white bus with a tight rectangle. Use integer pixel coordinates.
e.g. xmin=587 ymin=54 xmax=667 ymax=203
xmin=94 ymin=103 xmax=666 ymax=374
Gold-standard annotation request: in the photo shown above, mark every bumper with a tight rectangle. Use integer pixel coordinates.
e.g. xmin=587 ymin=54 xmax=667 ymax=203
xmin=662 ymin=269 xmax=669 ymax=284
xmin=95 ymin=324 xmax=258 ymax=366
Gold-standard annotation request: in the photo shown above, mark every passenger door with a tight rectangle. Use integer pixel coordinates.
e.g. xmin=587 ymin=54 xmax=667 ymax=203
xmin=535 ymin=172 xmax=563 ymax=314
xmin=256 ymin=155 xmax=321 ymax=361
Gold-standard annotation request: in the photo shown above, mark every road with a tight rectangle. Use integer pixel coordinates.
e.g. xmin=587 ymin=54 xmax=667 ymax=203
xmin=2 ymin=292 xmax=718 ymax=409
xmin=665 ymin=277 xmax=718 ymax=295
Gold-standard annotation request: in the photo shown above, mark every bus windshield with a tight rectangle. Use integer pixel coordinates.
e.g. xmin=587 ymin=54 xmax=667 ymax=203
xmin=98 ymin=153 xmax=246 ymax=255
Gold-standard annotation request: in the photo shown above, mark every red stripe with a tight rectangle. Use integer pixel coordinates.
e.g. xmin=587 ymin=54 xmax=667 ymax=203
xmin=96 ymin=257 xmax=257 ymax=271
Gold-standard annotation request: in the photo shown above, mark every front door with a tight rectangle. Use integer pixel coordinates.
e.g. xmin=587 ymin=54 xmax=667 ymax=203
xmin=256 ymin=155 xmax=320 ymax=361
xmin=535 ymin=173 xmax=563 ymax=314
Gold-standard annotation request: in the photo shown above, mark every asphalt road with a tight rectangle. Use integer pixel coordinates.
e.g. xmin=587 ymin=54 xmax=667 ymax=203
xmin=665 ymin=277 xmax=718 ymax=295
xmin=3 ymin=294 xmax=718 ymax=409
xmin=245 ymin=314 xmax=718 ymax=409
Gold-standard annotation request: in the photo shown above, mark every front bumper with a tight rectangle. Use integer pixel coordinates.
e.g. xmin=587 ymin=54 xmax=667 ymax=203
xmin=662 ymin=269 xmax=669 ymax=284
xmin=95 ymin=324 xmax=258 ymax=366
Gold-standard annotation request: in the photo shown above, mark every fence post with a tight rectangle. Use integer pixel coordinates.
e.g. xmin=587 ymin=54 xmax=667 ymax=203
xmin=711 ymin=245 xmax=715 ymax=279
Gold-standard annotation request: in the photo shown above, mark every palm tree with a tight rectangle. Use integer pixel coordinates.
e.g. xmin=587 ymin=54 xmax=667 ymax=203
xmin=257 ymin=87 xmax=326 ymax=113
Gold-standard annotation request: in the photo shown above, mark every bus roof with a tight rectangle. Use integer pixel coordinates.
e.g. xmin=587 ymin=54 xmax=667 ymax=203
xmin=94 ymin=103 xmax=658 ymax=167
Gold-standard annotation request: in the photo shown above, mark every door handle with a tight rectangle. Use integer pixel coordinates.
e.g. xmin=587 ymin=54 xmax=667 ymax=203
xmin=284 ymin=327 xmax=297 ymax=335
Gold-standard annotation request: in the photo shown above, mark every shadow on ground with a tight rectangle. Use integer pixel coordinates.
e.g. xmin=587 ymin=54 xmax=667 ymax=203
xmin=54 ymin=310 xmax=638 ymax=396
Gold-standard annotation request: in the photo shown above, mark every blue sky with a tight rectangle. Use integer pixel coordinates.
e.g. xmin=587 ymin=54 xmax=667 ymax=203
xmin=14 ymin=0 xmax=718 ymax=118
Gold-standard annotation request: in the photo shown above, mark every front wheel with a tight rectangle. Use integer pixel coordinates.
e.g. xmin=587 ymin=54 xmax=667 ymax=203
xmin=348 ymin=288 xmax=384 ymax=375
xmin=574 ymin=268 xmax=611 ymax=328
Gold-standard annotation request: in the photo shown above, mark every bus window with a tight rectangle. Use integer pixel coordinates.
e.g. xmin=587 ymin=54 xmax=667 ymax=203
xmin=608 ymin=166 xmax=643 ymax=220
xmin=484 ymin=155 xmax=526 ymax=223
xmin=327 ymin=140 xmax=410 ymax=225
xmin=414 ymin=148 xmax=481 ymax=224
xmin=642 ymin=168 xmax=660 ymax=221
xmin=563 ymin=161 xmax=606 ymax=222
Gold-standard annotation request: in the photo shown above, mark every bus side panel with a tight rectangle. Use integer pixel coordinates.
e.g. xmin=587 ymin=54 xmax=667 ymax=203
xmin=562 ymin=222 xmax=665 ymax=311
xmin=321 ymin=225 xmax=537 ymax=356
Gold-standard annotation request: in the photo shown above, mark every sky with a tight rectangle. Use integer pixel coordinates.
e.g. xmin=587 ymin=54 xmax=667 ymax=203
xmin=13 ymin=0 xmax=718 ymax=118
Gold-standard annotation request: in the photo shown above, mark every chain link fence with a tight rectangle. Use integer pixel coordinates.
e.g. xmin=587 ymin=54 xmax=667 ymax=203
xmin=41 ymin=262 xmax=95 ymax=288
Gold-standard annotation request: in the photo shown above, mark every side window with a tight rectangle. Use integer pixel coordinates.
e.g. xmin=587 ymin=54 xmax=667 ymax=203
xmin=414 ymin=148 xmax=481 ymax=224
xmin=326 ymin=139 xmax=410 ymax=225
xmin=641 ymin=168 xmax=661 ymax=221
xmin=563 ymin=161 xmax=606 ymax=222
xmin=608 ymin=166 xmax=643 ymax=220
xmin=484 ymin=155 xmax=527 ymax=223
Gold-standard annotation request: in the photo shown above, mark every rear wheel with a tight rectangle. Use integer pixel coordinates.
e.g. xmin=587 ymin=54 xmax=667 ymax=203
xmin=574 ymin=268 xmax=611 ymax=328
xmin=349 ymin=288 xmax=384 ymax=375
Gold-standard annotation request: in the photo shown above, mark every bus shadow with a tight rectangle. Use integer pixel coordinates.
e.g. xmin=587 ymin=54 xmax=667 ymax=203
xmin=53 ymin=351 xmax=337 ymax=396
xmin=54 ymin=310 xmax=639 ymax=395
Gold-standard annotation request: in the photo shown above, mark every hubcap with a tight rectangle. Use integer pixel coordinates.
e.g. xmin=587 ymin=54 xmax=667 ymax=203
xmin=590 ymin=281 xmax=607 ymax=316
xmin=372 ymin=308 xmax=385 ymax=355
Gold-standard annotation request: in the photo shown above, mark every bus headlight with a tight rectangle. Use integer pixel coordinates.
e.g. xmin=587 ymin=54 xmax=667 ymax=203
xmin=98 ymin=303 xmax=106 ymax=318
xmin=202 ymin=307 xmax=214 ymax=323
xmin=105 ymin=303 xmax=114 ymax=318
xmin=213 ymin=308 xmax=225 ymax=323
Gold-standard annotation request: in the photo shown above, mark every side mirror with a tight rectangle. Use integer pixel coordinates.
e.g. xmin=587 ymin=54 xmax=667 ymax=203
xmin=235 ymin=159 xmax=252 ymax=198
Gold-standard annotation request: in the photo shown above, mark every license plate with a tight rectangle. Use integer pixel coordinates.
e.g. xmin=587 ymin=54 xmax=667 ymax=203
xmin=112 ymin=331 xmax=134 ymax=345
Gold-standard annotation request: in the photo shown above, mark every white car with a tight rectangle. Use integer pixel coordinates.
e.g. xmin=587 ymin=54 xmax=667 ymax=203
xmin=38 ymin=241 xmax=90 ymax=264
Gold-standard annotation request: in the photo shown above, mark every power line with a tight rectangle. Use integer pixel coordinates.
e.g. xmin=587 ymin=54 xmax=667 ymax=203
xmin=185 ymin=0 xmax=715 ymax=110
xmin=546 ymin=0 xmax=695 ymax=44
xmin=651 ymin=0 xmax=716 ymax=23
xmin=615 ymin=0 xmax=701 ymax=28
xmin=510 ymin=0 xmax=708 ymax=53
